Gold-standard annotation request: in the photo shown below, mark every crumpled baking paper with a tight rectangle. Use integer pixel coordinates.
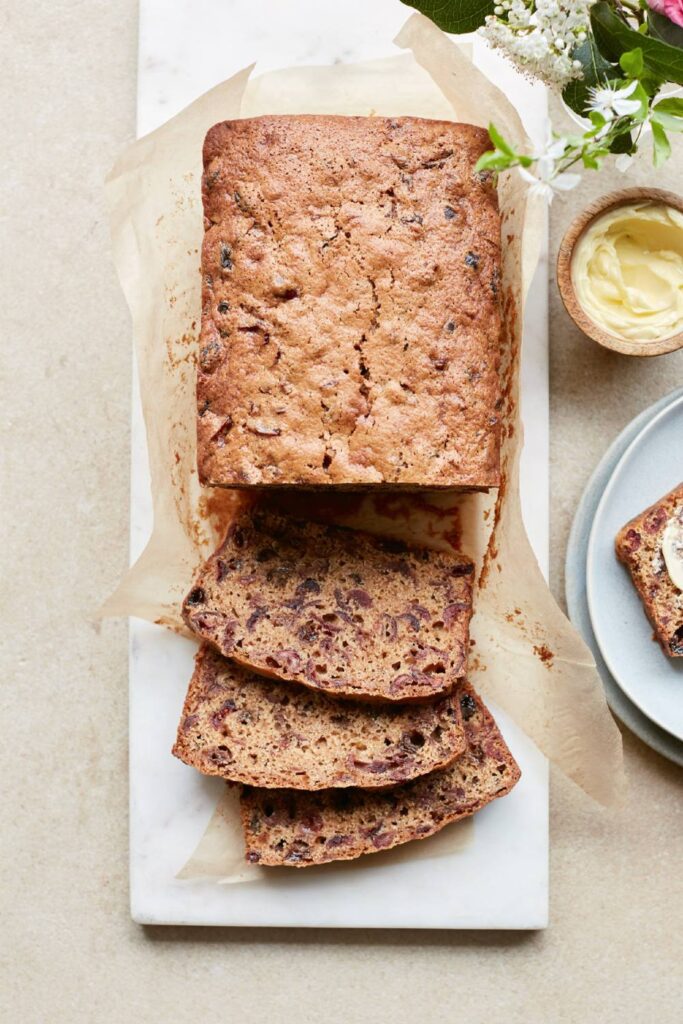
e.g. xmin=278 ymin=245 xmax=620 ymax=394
xmin=102 ymin=14 xmax=624 ymax=881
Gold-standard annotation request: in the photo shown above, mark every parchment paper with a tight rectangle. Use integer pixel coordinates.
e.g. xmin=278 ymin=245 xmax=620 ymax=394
xmin=102 ymin=14 xmax=625 ymax=881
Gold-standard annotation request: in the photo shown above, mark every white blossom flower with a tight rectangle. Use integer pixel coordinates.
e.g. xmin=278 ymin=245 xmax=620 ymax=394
xmin=480 ymin=0 xmax=594 ymax=88
xmin=587 ymin=80 xmax=642 ymax=121
xmin=518 ymin=122 xmax=581 ymax=201
xmin=518 ymin=164 xmax=581 ymax=201
xmin=537 ymin=131 xmax=570 ymax=173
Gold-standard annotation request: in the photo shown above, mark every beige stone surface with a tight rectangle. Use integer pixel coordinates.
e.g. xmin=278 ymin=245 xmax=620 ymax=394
xmin=2 ymin=2 xmax=682 ymax=1021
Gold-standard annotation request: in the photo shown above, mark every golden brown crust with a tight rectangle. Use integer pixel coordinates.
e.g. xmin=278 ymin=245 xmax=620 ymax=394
xmin=197 ymin=115 xmax=502 ymax=490
xmin=173 ymin=645 xmax=467 ymax=790
xmin=239 ymin=683 xmax=521 ymax=866
xmin=615 ymin=482 xmax=683 ymax=657
xmin=182 ymin=508 xmax=474 ymax=702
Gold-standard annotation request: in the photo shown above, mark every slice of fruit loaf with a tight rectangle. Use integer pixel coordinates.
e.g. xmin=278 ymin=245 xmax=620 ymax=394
xmin=615 ymin=482 xmax=683 ymax=657
xmin=240 ymin=683 xmax=520 ymax=866
xmin=182 ymin=508 xmax=474 ymax=702
xmin=173 ymin=644 xmax=467 ymax=789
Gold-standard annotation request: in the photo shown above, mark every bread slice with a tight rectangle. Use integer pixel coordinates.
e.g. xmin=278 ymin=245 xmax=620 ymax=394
xmin=182 ymin=507 xmax=474 ymax=702
xmin=240 ymin=683 xmax=520 ymax=866
xmin=615 ymin=482 xmax=683 ymax=657
xmin=173 ymin=644 xmax=467 ymax=790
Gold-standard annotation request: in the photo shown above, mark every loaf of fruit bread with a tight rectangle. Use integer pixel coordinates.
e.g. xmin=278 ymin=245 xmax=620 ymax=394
xmin=173 ymin=644 xmax=467 ymax=789
xmin=182 ymin=507 xmax=474 ymax=702
xmin=615 ymin=482 xmax=683 ymax=657
xmin=197 ymin=114 xmax=502 ymax=491
xmin=240 ymin=683 xmax=520 ymax=866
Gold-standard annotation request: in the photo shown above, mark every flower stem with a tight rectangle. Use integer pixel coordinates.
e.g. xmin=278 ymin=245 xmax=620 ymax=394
xmin=615 ymin=0 xmax=644 ymax=25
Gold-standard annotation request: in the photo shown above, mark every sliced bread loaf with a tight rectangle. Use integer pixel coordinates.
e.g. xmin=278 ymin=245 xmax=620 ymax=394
xmin=173 ymin=644 xmax=467 ymax=789
xmin=240 ymin=683 xmax=520 ymax=866
xmin=182 ymin=508 xmax=474 ymax=702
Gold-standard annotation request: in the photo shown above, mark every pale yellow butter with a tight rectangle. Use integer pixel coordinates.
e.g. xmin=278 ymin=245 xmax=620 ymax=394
xmin=662 ymin=516 xmax=683 ymax=592
xmin=572 ymin=202 xmax=683 ymax=342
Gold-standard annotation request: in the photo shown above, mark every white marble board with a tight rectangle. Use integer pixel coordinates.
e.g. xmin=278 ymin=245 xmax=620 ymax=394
xmin=131 ymin=0 xmax=549 ymax=928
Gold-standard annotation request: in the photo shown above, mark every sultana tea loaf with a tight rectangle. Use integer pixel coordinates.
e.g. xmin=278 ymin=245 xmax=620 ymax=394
xmin=197 ymin=115 xmax=502 ymax=490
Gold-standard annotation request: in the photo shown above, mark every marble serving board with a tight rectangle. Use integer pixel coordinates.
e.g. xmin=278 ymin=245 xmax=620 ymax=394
xmin=131 ymin=0 xmax=549 ymax=928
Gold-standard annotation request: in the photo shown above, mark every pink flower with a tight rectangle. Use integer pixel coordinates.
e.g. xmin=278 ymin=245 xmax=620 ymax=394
xmin=647 ymin=0 xmax=683 ymax=28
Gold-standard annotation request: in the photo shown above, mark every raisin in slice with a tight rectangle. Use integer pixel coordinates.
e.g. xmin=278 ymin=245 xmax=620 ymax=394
xmin=219 ymin=243 xmax=233 ymax=270
xmin=670 ymin=625 xmax=683 ymax=656
xmin=460 ymin=693 xmax=477 ymax=720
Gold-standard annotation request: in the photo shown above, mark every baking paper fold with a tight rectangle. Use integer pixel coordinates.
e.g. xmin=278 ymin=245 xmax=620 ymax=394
xmin=102 ymin=14 xmax=624 ymax=881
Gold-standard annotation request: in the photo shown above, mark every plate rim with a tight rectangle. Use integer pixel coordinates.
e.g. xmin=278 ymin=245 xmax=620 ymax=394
xmin=581 ymin=387 xmax=683 ymax=749
xmin=565 ymin=386 xmax=683 ymax=766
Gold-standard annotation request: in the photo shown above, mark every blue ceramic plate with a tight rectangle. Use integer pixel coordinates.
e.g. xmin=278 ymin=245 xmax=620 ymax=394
xmin=566 ymin=388 xmax=683 ymax=766
xmin=587 ymin=395 xmax=683 ymax=741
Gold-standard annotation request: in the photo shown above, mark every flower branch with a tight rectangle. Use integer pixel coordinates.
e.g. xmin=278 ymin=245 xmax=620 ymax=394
xmin=401 ymin=0 xmax=683 ymax=195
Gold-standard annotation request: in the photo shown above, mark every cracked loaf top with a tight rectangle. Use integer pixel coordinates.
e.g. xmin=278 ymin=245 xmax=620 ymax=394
xmin=197 ymin=115 xmax=503 ymax=490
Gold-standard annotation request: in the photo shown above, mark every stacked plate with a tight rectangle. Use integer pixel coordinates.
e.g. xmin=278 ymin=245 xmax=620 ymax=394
xmin=566 ymin=388 xmax=683 ymax=766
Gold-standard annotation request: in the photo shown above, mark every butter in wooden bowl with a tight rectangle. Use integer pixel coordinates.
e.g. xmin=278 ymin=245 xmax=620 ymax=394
xmin=558 ymin=188 xmax=683 ymax=356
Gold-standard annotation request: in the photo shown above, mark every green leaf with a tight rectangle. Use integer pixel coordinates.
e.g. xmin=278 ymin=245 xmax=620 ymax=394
xmin=591 ymin=2 xmax=683 ymax=87
xmin=399 ymin=0 xmax=494 ymax=34
xmin=654 ymin=98 xmax=683 ymax=118
xmin=652 ymin=110 xmax=683 ymax=132
xmin=488 ymin=122 xmax=515 ymax=157
xmin=652 ymin=99 xmax=683 ymax=133
xmin=589 ymin=110 xmax=607 ymax=129
xmin=563 ymin=36 xmax=615 ymax=116
xmin=474 ymin=151 xmax=514 ymax=172
xmin=582 ymin=148 xmax=610 ymax=170
xmin=652 ymin=120 xmax=672 ymax=167
xmin=609 ymin=130 xmax=634 ymax=155
xmin=629 ymin=81 xmax=651 ymax=121
xmin=648 ymin=9 xmax=683 ymax=51
xmin=619 ymin=48 xmax=643 ymax=79
xmin=639 ymin=71 xmax=666 ymax=96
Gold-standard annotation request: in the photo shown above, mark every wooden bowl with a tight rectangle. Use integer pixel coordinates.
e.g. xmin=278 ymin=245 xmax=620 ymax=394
xmin=557 ymin=187 xmax=683 ymax=357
